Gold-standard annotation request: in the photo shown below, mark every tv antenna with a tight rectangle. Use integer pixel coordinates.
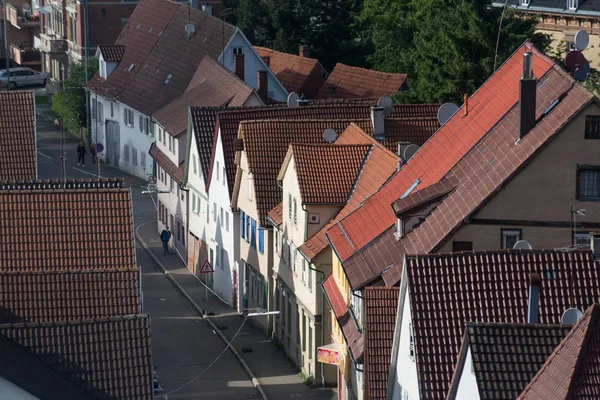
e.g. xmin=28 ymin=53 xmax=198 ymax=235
xmin=287 ymin=92 xmax=299 ymax=108
xmin=377 ymin=96 xmax=394 ymax=116
xmin=323 ymin=129 xmax=337 ymax=143
xmin=437 ymin=103 xmax=459 ymax=126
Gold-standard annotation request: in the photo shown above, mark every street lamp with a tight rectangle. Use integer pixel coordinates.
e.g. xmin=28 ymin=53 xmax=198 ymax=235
xmin=1 ymin=0 xmax=10 ymax=90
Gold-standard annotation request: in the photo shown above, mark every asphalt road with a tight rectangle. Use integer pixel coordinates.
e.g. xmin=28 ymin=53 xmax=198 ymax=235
xmin=36 ymin=116 xmax=259 ymax=399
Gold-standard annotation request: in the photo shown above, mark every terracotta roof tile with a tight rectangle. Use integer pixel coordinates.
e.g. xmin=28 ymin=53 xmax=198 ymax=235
xmin=254 ymin=46 xmax=328 ymax=98
xmin=326 ymin=43 xmax=556 ymax=264
xmin=405 ymin=250 xmax=600 ymax=400
xmin=364 ymin=287 xmax=399 ymax=400
xmin=323 ymin=273 xmax=347 ymax=318
xmin=0 ymin=315 xmax=153 ymax=399
xmin=88 ymin=0 xmax=236 ymax=116
xmin=519 ymin=305 xmax=600 ymax=400
xmin=240 ymin=119 xmax=375 ymax=225
xmin=450 ymin=323 xmax=571 ymax=400
xmin=267 ymin=202 xmax=283 ymax=227
xmin=315 ymin=63 xmax=407 ymax=99
xmin=291 ymin=144 xmax=371 ymax=204
xmin=217 ymin=104 xmax=438 ymax=200
xmin=149 ymin=142 xmax=184 ymax=183
xmin=0 ymin=179 xmax=136 ymax=272
xmin=97 ymin=44 xmax=125 ymax=62
xmin=154 ymin=56 xmax=256 ymax=137
xmin=0 ymin=91 xmax=36 ymax=181
xmin=190 ymin=106 xmax=227 ymax=184
xmin=299 ymin=124 xmax=398 ymax=260
xmin=0 ymin=270 xmax=141 ymax=324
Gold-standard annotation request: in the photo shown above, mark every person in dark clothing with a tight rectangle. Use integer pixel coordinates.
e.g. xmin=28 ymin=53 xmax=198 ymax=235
xmin=160 ymin=228 xmax=172 ymax=255
xmin=77 ymin=141 xmax=87 ymax=166
xmin=90 ymin=144 xmax=97 ymax=165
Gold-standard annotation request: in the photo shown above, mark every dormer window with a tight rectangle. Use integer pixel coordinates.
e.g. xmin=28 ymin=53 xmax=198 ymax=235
xmin=520 ymin=0 xmax=530 ymax=5
xmin=99 ymin=60 xmax=107 ymax=78
xmin=568 ymin=0 xmax=577 ymax=9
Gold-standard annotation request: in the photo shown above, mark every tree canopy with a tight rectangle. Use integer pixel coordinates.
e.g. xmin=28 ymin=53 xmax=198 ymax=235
xmin=52 ymin=60 xmax=98 ymax=132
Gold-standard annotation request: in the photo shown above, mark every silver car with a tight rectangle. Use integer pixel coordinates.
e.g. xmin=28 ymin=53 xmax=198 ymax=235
xmin=0 ymin=68 xmax=48 ymax=89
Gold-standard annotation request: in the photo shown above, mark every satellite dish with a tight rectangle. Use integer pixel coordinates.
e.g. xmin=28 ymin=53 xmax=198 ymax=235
xmin=378 ymin=96 xmax=394 ymax=116
xmin=287 ymin=92 xmax=299 ymax=108
xmin=573 ymin=60 xmax=590 ymax=81
xmin=575 ymin=30 xmax=590 ymax=51
xmin=323 ymin=129 xmax=337 ymax=143
xmin=561 ymin=308 xmax=583 ymax=325
xmin=513 ymin=240 xmax=533 ymax=250
xmin=437 ymin=103 xmax=459 ymax=126
xmin=403 ymin=144 xmax=420 ymax=161
xmin=565 ymin=50 xmax=586 ymax=71
xmin=184 ymin=23 xmax=196 ymax=36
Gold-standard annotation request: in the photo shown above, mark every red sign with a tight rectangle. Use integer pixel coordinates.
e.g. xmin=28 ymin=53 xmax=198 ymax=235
xmin=317 ymin=344 xmax=342 ymax=366
xmin=199 ymin=260 xmax=214 ymax=274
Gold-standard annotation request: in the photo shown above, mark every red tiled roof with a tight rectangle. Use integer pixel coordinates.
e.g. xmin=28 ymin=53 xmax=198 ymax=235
xmin=88 ymin=0 xmax=236 ymax=116
xmin=315 ymin=63 xmax=407 ymax=100
xmin=254 ymin=46 xmax=328 ymax=98
xmin=267 ymin=202 xmax=283 ymax=227
xmin=340 ymin=311 xmax=364 ymax=361
xmin=154 ymin=56 xmax=257 ymax=137
xmin=0 ymin=180 xmax=136 ymax=272
xmin=0 ymin=269 xmax=141 ymax=324
xmin=391 ymin=178 xmax=456 ymax=216
xmin=364 ymin=287 xmax=399 ymax=400
xmin=189 ymin=106 xmax=228 ymax=185
xmin=448 ymin=322 xmax=571 ymax=400
xmin=97 ymin=44 xmax=125 ymax=62
xmin=149 ymin=142 xmax=184 ymax=183
xmin=299 ymin=124 xmax=399 ymax=260
xmin=0 ymin=315 xmax=153 ymax=399
xmin=0 ymin=91 xmax=36 ymax=181
xmin=405 ymin=250 xmax=600 ymax=400
xmin=215 ymin=103 xmax=438 ymax=201
xmin=519 ymin=305 xmax=600 ymax=400
xmin=323 ymin=273 xmax=347 ymax=318
xmin=239 ymin=119 xmax=375 ymax=225
xmin=290 ymin=144 xmax=371 ymax=204
xmin=326 ymin=43 xmax=556 ymax=265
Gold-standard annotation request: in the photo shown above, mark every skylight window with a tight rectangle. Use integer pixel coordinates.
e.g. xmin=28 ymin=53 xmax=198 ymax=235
xmin=127 ymin=64 xmax=135 ymax=72
xmin=164 ymin=74 xmax=173 ymax=84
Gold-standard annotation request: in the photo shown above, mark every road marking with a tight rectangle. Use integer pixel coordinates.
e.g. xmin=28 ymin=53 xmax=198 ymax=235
xmin=37 ymin=151 xmax=55 ymax=161
xmin=72 ymin=167 xmax=101 ymax=177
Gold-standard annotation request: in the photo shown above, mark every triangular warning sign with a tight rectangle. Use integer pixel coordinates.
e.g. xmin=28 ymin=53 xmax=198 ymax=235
xmin=199 ymin=260 xmax=214 ymax=273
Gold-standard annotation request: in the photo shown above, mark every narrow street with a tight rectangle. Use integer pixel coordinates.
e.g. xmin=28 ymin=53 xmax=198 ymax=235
xmin=35 ymin=115 xmax=260 ymax=399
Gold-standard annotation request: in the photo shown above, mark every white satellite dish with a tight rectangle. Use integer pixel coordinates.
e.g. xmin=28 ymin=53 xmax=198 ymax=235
xmin=378 ymin=96 xmax=394 ymax=116
xmin=513 ymin=240 xmax=533 ymax=250
xmin=287 ymin=92 xmax=299 ymax=108
xmin=185 ymin=23 xmax=196 ymax=37
xmin=403 ymin=144 xmax=420 ymax=161
xmin=323 ymin=129 xmax=337 ymax=143
xmin=575 ymin=30 xmax=590 ymax=51
xmin=437 ymin=103 xmax=459 ymax=126
xmin=561 ymin=308 xmax=583 ymax=325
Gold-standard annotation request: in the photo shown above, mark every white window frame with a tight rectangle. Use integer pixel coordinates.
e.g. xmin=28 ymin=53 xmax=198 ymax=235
xmin=569 ymin=0 xmax=577 ymax=9
xmin=225 ymin=211 xmax=229 ymax=232
xmin=217 ymin=162 xmax=220 ymax=181
xmin=521 ymin=0 xmax=529 ymax=5
xmin=192 ymin=156 xmax=197 ymax=175
xmin=502 ymin=229 xmax=521 ymax=249
xmin=247 ymin=173 xmax=253 ymax=201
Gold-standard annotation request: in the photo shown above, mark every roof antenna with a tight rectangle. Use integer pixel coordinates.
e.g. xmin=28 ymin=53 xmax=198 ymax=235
xmin=493 ymin=0 xmax=510 ymax=72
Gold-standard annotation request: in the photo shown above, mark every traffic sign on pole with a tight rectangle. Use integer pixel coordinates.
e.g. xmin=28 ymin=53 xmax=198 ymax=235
xmin=95 ymin=142 xmax=104 ymax=153
xmin=199 ymin=260 xmax=214 ymax=274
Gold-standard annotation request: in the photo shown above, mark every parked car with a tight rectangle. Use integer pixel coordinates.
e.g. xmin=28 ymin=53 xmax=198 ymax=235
xmin=0 ymin=68 xmax=48 ymax=89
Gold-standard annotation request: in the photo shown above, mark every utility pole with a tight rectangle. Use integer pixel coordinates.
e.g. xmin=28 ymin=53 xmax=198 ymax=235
xmin=1 ymin=0 xmax=10 ymax=91
xmin=83 ymin=0 xmax=90 ymax=147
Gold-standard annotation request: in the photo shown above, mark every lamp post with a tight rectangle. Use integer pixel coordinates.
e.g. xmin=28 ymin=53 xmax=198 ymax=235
xmin=1 ymin=0 xmax=10 ymax=91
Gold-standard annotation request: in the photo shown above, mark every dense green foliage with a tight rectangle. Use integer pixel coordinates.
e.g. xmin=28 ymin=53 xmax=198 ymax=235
xmin=233 ymin=0 xmax=551 ymax=103
xmin=52 ymin=60 xmax=98 ymax=132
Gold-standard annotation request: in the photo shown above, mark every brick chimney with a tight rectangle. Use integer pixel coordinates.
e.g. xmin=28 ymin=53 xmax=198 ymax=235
xmin=519 ymin=52 xmax=536 ymax=139
xmin=262 ymin=56 xmax=270 ymax=67
xmin=299 ymin=45 xmax=310 ymax=58
xmin=258 ymin=70 xmax=268 ymax=103
xmin=234 ymin=53 xmax=245 ymax=82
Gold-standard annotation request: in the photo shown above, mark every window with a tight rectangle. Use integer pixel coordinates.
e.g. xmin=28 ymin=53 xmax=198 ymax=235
xmin=293 ymin=198 xmax=297 ymax=225
xmin=206 ymin=203 xmax=210 ymax=223
xmin=121 ymin=18 xmax=129 ymax=28
xmin=215 ymin=244 xmax=220 ymax=269
xmin=409 ymin=323 xmax=415 ymax=360
xmin=232 ymin=46 xmax=244 ymax=61
xmin=574 ymin=232 xmax=590 ymax=246
xmin=292 ymin=245 xmax=297 ymax=271
xmin=520 ymin=0 xmax=529 ymax=5
xmin=221 ymin=248 xmax=226 ymax=270
xmin=123 ymin=108 xmax=134 ymax=127
xmin=501 ymin=229 xmax=522 ymax=249
xmin=275 ymin=230 xmax=279 ymax=253
xmin=251 ymin=218 xmax=257 ymax=248
xmin=578 ymin=167 xmax=600 ymax=199
xmin=170 ymin=177 xmax=174 ymax=193
xmin=217 ymin=162 xmax=220 ymax=181
xmin=586 ymin=116 xmax=600 ymax=139
xmin=258 ymin=229 xmax=264 ymax=253
xmin=223 ymin=166 xmax=226 ymax=184
xmin=248 ymin=174 xmax=253 ymax=201
xmin=193 ymin=156 xmax=197 ymax=174
xmin=213 ymin=202 xmax=217 ymax=222
xmin=568 ymin=0 xmax=577 ymax=9
xmin=98 ymin=102 xmax=103 ymax=121
xmin=301 ymin=258 xmax=306 ymax=281
xmin=91 ymin=98 xmax=97 ymax=119
xmin=246 ymin=216 xmax=251 ymax=243
xmin=452 ymin=241 xmax=473 ymax=252
xmin=168 ymin=136 xmax=173 ymax=152
xmin=192 ymin=193 xmax=196 ymax=213
xmin=288 ymin=194 xmax=292 ymax=219
xmin=141 ymin=151 xmax=146 ymax=169
xmin=110 ymin=102 xmax=114 ymax=118
xmin=139 ymin=116 xmax=143 ymax=132
xmin=225 ymin=212 xmax=229 ymax=232
xmin=124 ymin=144 xmax=130 ymax=162
xmin=158 ymin=128 xmax=163 ymax=142
xmin=220 ymin=207 xmax=224 ymax=228
xmin=132 ymin=147 xmax=138 ymax=166
xmin=196 ymin=195 xmax=201 ymax=214
xmin=241 ymin=211 xmax=246 ymax=239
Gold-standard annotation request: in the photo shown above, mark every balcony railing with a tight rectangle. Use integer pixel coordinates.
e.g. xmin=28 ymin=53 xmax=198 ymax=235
xmin=38 ymin=33 xmax=68 ymax=54
xmin=7 ymin=5 xmax=40 ymax=29
xmin=10 ymin=44 xmax=41 ymax=66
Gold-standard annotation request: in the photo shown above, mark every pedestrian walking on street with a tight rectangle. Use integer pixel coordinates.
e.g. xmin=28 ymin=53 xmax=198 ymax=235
xmin=160 ymin=228 xmax=172 ymax=255
xmin=77 ymin=141 xmax=87 ymax=167
xmin=90 ymin=144 xmax=97 ymax=165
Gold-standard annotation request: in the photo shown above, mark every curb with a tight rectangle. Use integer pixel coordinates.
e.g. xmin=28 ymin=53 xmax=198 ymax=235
xmin=135 ymin=227 xmax=268 ymax=400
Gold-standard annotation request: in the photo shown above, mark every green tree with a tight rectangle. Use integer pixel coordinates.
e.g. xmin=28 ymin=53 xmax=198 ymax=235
xmin=52 ymin=60 xmax=98 ymax=132
xmin=362 ymin=0 xmax=550 ymax=103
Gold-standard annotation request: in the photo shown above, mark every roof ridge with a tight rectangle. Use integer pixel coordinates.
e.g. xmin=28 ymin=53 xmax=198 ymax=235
xmin=0 ymin=179 xmax=126 ymax=191
xmin=332 ymin=62 xmax=407 ymax=78
xmin=407 ymin=248 xmax=594 ymax=260
xmin=345 ymin=145 xmax=374 ymax=203
xmin=254 ymin=45 xmax=321 ymax=63
xmin=0 ymin=314 xmax=149 ymax=329
xmin=0 ymin=268 xmax=139 ymax=275
xmin=466 ymin=321 xmax=572 ymax=329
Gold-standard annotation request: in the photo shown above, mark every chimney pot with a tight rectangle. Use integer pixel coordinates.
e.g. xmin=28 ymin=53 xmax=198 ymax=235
xmin=527 ymin=272 xmax=541 ymax=324
xmin=519 ymin=52 xmax=536 ymax=139
xmin=234 ymin=53 xmax=245 ymax=82
xmin=257 ymin=70 xmax=268 ymax=103
xmin=299 ymin=45 xmax=310 ymax=58
xmin=371 ymin=106 xmax=385 ymax=141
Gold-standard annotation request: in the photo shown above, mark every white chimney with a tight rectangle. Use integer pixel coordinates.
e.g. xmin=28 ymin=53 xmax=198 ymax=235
xmin=371 ymin=106 xmax=385 ymax=141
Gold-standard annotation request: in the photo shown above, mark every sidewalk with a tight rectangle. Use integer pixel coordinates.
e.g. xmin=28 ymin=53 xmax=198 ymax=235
xmin=136 ymin=221 xmax=336 ymax=400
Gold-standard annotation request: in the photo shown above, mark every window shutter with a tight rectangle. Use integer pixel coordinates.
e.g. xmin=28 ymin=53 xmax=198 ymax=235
xmin=258 ymin=229 xmax=264 ymax=253
xmin=123 ymin=108 xmax=127 ymax=123
xmin=241 ymin=211 xmax=246 ymax=239
xmin=251 ymin=219 xmax=257 ymax=248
